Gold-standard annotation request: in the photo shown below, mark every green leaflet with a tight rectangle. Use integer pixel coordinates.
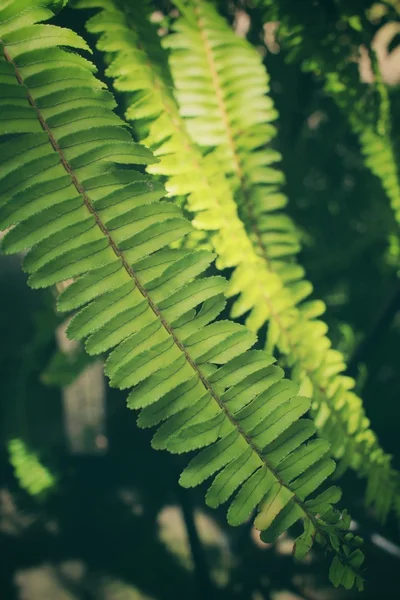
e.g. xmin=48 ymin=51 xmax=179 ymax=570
xmin=138 ymin=376 xmax=208 ymax=429
xmin=206 ymin=447 xmax=263 ymax=508
xmin=260 ymin=499 xmax=304 ymax=543
xmin=330 ymin=555 xmax=365 ymax=592
xmin=293 ymin=519 xmax=315 ymax=560
xmin=305 ymin=486 xmax=342 ymax=513
xmin=266 ymin=420 xmax=317 ymax=467
xmin=292 ymin=458 xmax=336 ymax=501
xmin=8 ymin=438 xmax=57 ymax=497
xmin=163 ymin=0 xmax=399 ymax=523
xmin=277 ymin=439 xmax=331 ymax=483
xmin=254 ymin=482 xmax=294 ymax=531
xmin=179 ymin=430 xmax=244 ymax=488
xmin=0 ymin=0 xmax=364 ymax=588
xmin=227 ymin=466 xmax=272 ymax=526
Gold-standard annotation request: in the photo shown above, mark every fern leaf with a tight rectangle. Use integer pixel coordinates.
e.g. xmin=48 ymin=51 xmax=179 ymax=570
xmin=355 ymin=52 xmax=400 ymax=226
xmin=0 ymin=0 xmax=364 ymax=585
xmin=161 ymin=0 xmax=399 ymax=521
xmin=75 ymin=0 xmax=399 ymax=523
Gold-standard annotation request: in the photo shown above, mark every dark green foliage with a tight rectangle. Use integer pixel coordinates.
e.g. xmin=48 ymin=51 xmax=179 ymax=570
xmin=259 ymin=0 xmax=400 ymax=225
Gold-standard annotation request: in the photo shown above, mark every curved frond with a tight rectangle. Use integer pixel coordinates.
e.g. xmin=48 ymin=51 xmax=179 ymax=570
xmin=0 ymin=0 xmax=364 ymax=586
xmin=161 ymin=0 xmax=398 ymax=521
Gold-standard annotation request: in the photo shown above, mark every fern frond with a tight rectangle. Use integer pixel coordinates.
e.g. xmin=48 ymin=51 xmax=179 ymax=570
xmin=0 ymin=0 xmax=364 ymax=586
xmin=356 ymin=49 xmax=400 ymax=226
xmin=159 ymin=0 xmax=400 ymax=521
xmin=75 ymin=0 xmax=399 ymax=523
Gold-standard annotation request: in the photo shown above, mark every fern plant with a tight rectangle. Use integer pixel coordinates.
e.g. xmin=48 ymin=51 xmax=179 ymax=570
xmin=0 ymin=0 xmax=369 ymax=589
xmin=76 ymin=0 xmax=400 ymax=525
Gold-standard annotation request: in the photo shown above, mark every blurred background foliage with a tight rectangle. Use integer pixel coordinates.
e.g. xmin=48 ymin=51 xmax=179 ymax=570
xmin=1 ymin=0 xmax=400 ymax=598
